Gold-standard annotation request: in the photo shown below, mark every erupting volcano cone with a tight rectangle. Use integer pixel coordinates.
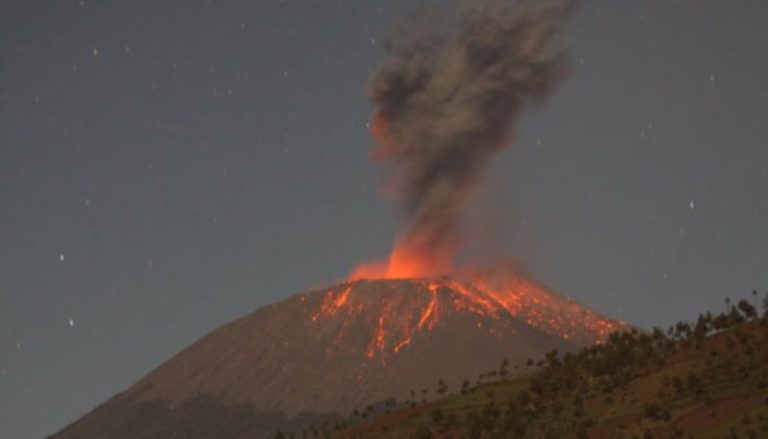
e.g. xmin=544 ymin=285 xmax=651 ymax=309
xmin=49 ymin=270 xmax=625 ymax=439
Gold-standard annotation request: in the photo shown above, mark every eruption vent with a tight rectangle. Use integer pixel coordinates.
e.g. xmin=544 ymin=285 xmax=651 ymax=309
xmin=352 ymin=0 xmax=575 ymax=279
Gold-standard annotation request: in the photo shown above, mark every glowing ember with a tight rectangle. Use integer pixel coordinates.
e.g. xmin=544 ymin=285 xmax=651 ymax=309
xmin=417 ymin=285 xmax=439 ymax=330
xmin=312 ymin=285 xmax=353 ymax=321
xmin=471 ymin=272 xmax=624 ymax=342
xmin=311 ymin=274 xmax=627 ymax=365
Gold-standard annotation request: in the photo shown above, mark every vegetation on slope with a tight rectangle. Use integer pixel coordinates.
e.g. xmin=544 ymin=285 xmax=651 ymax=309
xmin=324 ymin=292 xmax=768 ymax=439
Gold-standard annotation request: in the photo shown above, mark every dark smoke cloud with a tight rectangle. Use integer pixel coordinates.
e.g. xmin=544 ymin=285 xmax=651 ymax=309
xmin=368 ymin=0 xmax=575 ymax=271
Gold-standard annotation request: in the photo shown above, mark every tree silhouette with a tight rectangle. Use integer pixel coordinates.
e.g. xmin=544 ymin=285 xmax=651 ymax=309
xmin=737 ymin=299 xmax=757 ymax=319
xmin=436 ymin=379 xmax=447 ymax=395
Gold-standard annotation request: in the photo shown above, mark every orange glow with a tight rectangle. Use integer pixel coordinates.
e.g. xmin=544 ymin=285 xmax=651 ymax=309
xmin=348 ymin=238 xmax=456 ymax=281
xmin=417 ymin=287 xmax=438 ymax=330
xmin=369 ymin=111 xmax=402 ymax=160
xmin=312 ymin=285 xmax=353 ymax=321
xmin=366 ymin=313 xmax=388 ymax=365
xmin=311 ymin=274 xmax=627 ymax=365
xmin=349 ymin=109 xmax=458 ymax=281
xmin=472 ymin=273 xmax=625 ymax=343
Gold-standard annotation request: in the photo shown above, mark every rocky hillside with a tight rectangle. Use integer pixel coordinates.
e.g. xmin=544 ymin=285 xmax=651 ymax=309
xmin=335 ymin=296 xmax=768 ymax=438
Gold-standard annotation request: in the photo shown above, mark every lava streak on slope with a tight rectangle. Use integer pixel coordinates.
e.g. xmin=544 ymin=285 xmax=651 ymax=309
xmin=470 ymin=271 xmax=624 ymax=343
xmin=310 ymin=275 xmax=625 ymax=366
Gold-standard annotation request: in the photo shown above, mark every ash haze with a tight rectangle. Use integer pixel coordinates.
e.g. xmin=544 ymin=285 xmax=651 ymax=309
xmin=0 ymin=1 xmax=767 ymax=438
xmin=362 ymin=0 xmax=574 ymax=277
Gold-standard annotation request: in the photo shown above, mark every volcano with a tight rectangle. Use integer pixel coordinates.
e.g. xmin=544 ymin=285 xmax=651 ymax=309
xmin=46 ymin=3 xmax=610 ymax=437
xmin=49 ymin=269 xmax=625 ymax=439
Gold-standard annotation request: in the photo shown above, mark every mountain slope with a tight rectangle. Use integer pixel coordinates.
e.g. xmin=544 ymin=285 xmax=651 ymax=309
xmin=336 ymin=303 xmax=768 ymax=438
xmin=49 ymin=275 xmax=624 ymax=439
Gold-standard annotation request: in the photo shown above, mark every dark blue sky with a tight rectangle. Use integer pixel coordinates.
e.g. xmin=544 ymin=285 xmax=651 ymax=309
xmin=1 ymin=1 xmax=766 ymax=438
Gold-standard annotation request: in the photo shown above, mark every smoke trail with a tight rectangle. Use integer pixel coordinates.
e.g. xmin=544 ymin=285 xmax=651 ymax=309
xmin=367 ymin=0 xmax=574 ymax=274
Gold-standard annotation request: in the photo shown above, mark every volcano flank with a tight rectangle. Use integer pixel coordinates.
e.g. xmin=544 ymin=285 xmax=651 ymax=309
xmin=49 ymin=270 xmax=625 ymax=439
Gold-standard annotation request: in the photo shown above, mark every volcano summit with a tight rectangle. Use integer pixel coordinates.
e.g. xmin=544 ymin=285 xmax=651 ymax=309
xmin=50 ymin=269 xmax=625 ymax=439
xmin=43 ymin=1 xmax=622 ymax=438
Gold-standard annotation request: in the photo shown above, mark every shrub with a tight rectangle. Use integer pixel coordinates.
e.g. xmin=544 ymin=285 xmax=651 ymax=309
xmin=415 ymin=424 xmax=432 ymax=439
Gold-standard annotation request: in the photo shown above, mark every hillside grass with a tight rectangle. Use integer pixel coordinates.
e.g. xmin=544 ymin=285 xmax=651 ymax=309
xmin=328 ymin=297 xmax=768 ymax=439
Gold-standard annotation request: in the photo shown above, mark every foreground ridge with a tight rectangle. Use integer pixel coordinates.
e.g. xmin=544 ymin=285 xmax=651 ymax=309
xmin=335 ymin=296 xmax=768 ymax=439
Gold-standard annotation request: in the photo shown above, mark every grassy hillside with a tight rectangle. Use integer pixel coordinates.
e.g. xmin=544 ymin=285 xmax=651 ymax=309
xmin=328 ymin=295 xmax=768 ymax=439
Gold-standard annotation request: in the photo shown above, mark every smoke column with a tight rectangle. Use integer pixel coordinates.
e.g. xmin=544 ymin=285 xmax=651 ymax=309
xmin=356 ymin=0 xmax=575 ymax=278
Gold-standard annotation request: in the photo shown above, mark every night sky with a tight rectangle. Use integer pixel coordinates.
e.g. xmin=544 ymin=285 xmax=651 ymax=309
xmin=2 ymin=1 xmax=767 ymax=438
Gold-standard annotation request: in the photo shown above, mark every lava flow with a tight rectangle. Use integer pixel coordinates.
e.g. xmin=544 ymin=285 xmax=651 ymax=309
xmin=311 ymin=271 xmax=626 ymax=366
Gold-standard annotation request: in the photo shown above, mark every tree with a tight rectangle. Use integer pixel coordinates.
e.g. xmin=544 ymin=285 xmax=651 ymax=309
xmin=675 ymin=321 xmax=692 ymax=339
xmin=762 ymin=293 xmax=768 ymax=318
xmin=693 ymin=312 xmax=713 ymax=340
xmin=737 ymin=299 xmax=757 ymax=319
xmin=545 ymin=349 xmax=562 ymax=368
xmin=499 ymin=358 xmax=510 ymax=379
xmin=460 ymin=379 xmax=471 ymax=394
xmin=436 ymin=379 xmax=448 ymax=395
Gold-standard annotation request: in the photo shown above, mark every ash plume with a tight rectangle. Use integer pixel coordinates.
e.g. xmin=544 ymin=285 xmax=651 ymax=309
xmin=368 ymin=0 xmax=575 ymax=272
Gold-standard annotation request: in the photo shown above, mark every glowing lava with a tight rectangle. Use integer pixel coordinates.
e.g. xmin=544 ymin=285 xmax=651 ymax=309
xmin=348 ymin=239 xmax=455 ymax=281
xmin=470 ymin=272 xmax=623 ymax=342
xmin=311 ymin=274 xmax=627 ymax=366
